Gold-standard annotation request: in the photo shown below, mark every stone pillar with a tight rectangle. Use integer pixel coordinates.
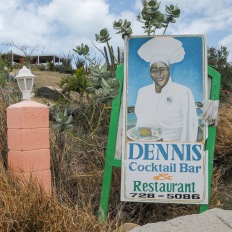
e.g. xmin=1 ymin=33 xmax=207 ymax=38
xmin=7 ymin=100 xmax=51 ymax=194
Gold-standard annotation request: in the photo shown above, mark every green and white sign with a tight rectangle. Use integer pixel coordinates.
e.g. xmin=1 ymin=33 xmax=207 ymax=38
xmin=121 ymin=35 xmax=208 ymax=204
xmin=121 ymin=142 xmax=208 ymax=203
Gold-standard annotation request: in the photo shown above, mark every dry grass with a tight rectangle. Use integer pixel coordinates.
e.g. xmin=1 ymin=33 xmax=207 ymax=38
xmin=11 ymin=68 xmax=69 ymax=89
xmin=0 ymin=81 xmax=21 ymax=166
xmin=33 ymin=70 xmax=69 ymax=88
xmin=215 ymin=103 xmax=232 ymax=158
xmin=0 ymin=98 xmax=7 ymax=165
xmin=214 ymin=100 xmax=232 ymax=179
xmin=0 ymin=163 xmax=118 ymax=232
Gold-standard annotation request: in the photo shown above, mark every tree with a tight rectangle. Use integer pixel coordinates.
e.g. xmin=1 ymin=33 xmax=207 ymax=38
xmin=208 ymin=46 xmax=232 ymax=101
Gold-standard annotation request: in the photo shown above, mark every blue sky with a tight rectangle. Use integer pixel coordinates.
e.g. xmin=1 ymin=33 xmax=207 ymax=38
xmin=0 ymin=0 xmax=232 ymax=61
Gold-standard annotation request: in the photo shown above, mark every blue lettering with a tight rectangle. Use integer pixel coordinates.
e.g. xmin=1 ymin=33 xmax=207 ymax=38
xmin=151 ymin=163 xmax=158 ymax=172
xmin=192 ymin=144 xmax=202 ymax=161
xmin=186 ymin=144 xmax=191 ymax=161
xmin=144 ymin=144 xmax=155 ymax=160
xmin=128 ymin=143 xmax=203 ymax=161
xmin=129 ymin=162 xmax=137 ymax=171
xmin=145 ymin=164 xmax=151 ymax=172
xmin=138 ymin=165 xmax=144 ymax=171
xmin=128 ymin=143 xmax=143 ymax=159
xmin=179 ymin=163 xmax=188 ymax=172
xmin=156 ymin=144 xmax=168 ymax=160
xmin=171 ymin=144 xmax=184 ymax=161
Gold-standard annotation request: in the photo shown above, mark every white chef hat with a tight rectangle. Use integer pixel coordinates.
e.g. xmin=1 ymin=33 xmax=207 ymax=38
xmin=138 ymin=37 xmax=185 ymax=66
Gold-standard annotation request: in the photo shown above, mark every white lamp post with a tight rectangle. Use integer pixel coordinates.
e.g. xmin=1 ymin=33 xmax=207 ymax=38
xmin=15 ymin=66 xmax=36 ymax=100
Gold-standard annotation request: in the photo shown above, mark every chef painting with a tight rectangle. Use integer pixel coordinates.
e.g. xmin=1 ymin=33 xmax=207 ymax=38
xmin=126 ymin=36 xmax=204 ymax=143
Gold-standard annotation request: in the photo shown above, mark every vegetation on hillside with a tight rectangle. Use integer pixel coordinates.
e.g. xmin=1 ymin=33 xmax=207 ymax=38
xmin=208 ymin=46 xmax=232 ymax=101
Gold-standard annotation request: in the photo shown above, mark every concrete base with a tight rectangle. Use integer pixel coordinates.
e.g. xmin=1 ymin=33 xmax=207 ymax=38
xmin=7 ymin=100 xmax=51 ymax=195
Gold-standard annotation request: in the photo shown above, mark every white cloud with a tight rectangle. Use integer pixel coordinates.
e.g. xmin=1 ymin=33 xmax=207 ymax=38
xmin=134 ymin=0 xmax=143 ymax=12
xmin=161 ymin=0 xmax=232 ymax=17
xmin=0 ymin=0 xmax=114 ymax=54
xmin=0 ymin=0 xmax=19 ymax=13
xmin=157 ymin=0 xmax=232 ymax=34
xmin=219 ymin=34 xmax=232 ymax=46
xmin=218 ymin=34 xmax=232 ymax=61
xmin=169 ymin=17 xmax=224 ymax=35
xmin=39 ymin=0 xmax=111 ymax=34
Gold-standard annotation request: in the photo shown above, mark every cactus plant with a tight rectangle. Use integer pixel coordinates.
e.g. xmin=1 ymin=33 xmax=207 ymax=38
xmin=113 ymin=19 xmax=133 ymax=38
xmin=86 ymin=63 xmax=120 ymax=103
xmin=53 ymin=108 xmax=73 ymax=132
xmin=73 ymin=43 xmax=89 ymax=56
xmin=95 ymin=28 xmax=111 ymax=43
xmin=137 ymin=0 xmax=180 ymax=35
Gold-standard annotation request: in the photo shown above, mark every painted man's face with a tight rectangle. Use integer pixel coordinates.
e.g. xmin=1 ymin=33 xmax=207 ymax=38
xmin=150 ymin=62 xmax=170 ymax=93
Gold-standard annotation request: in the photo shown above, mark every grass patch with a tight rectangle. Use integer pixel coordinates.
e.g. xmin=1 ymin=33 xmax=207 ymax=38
xmin=33 ymin=70 xmax=69 ymax=88
xmin=0 ymin=163 xmax=117 ymax=231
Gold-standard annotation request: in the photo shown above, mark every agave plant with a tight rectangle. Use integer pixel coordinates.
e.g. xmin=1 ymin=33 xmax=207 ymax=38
xmin=137 ymin=0 xmax=163 ymax=35
xmin=113 ymin=19 xmax=133 ymax=38
xmin=165 ymin=4 xmax=181 ymax=22
xmin=163 ymin=4 xmax=180 ymax=34
xmin=53 ymin=108 xmax=73 ymax=132
xmin=95 ymin=28 xmax=111 ymax=43
xmin=73 ymin=43 xmax=89 ymax=56
xmin=86 ymin=63 xmax=120 ymax=103
xmin=137 ymin=0 xmax=180 ymax=35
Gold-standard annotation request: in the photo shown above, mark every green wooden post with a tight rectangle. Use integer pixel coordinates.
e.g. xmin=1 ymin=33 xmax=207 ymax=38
xmin=200 ymin=66 xmax=221 ymax=213
xmin=98 ymin=65 xmax=123 ymax=221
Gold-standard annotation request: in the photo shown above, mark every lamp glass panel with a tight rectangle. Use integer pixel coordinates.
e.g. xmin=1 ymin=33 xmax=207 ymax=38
xmin=17 ymin=79 xmax=25 ymax=91
xmin=26 ymin=78 xmax=33 ymax=90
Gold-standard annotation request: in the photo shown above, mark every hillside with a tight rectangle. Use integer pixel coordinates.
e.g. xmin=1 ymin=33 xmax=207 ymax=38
xmin=25 ymin=70 xmax=70 ymax=103
xmin=33 ymin=70 xmax=69 ymax=88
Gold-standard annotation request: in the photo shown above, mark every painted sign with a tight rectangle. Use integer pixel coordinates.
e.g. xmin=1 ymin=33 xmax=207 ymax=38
xmin=121 ymin=35 xmax=208 ymax=204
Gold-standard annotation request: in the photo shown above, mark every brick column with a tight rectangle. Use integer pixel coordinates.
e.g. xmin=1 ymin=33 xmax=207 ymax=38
xmin=7 ymin=100 xmax=51 ymax=194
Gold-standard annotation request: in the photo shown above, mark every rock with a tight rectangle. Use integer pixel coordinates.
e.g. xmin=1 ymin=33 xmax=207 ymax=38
xmin=35 ymin=86 xmax=61 ymax=101
xmin=130 ymin=208 xmax=232 ymax=232
xmin=117 ymin=223 xmax=140 ymax=232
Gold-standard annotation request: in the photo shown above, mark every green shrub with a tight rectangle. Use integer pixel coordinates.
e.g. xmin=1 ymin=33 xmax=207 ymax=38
xmin=208 ymin=46 xmax=232 ymax=101
xmin=59 ymin=67 xmax=88 ymax=96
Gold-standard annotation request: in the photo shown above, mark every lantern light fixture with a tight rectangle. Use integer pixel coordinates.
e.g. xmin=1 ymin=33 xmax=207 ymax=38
xmin=15 ymin=66 xmax=36 ymax=100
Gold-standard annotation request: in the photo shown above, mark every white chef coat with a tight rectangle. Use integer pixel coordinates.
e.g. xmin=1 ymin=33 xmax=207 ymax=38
xmin=134 ymin=78 xmax=198 ymax=142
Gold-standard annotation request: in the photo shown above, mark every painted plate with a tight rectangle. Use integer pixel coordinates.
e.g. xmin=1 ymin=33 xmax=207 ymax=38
xmin=127 ymin=127 xmax=162 ymax=141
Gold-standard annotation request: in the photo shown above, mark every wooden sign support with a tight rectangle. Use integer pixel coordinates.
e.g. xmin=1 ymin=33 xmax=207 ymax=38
xmin=200 ymin=66 xmax=221 ymax=213
xmin=98 ymin=64 xmax=124 ymax=221
xmin=98 ymin=65 xmax=221 ymax=221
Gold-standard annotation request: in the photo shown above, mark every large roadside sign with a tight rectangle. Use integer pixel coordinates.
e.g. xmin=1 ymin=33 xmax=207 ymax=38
xmin=121 ymin=35 xmax=208 ymax=204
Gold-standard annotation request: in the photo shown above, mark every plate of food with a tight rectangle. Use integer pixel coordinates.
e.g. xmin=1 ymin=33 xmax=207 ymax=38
xmin=127 ymin=126 xmax=162 ymax=141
